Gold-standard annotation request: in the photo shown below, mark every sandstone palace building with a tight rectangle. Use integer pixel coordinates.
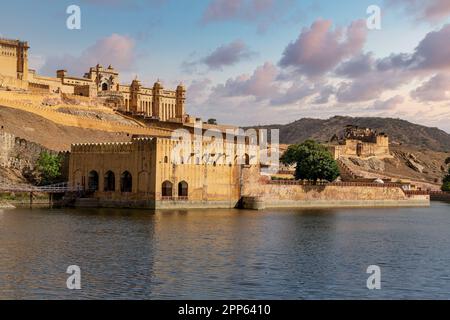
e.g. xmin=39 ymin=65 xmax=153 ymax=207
xmin=0 ymin=37 xmax=429 ymax=209
xmin=0 ymin=39 xmax=29 ymax=83
xmin=0 ymin=37 xmax=186 ymax=122
xmin=69 ymin=137 xmax=255 ymax=209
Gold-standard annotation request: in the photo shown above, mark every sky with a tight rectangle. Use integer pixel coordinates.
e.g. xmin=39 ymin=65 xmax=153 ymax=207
xmin=1 ymin=0 xmax=450 ymax=132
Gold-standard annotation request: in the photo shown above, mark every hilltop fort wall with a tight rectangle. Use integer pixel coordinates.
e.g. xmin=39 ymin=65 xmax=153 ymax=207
xmin=0 ymin=129 xmax=69 ymax=183
xmin=327 ymin=125 xmax=390 ymax=159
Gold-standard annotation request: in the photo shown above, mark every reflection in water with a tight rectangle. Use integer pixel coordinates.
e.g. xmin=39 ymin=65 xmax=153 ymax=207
xmin=0 ymin=203 xmax=450 ymax=299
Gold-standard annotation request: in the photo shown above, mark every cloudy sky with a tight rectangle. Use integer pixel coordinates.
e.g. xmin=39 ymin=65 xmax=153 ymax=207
xmin=1 ymin=0 xmax=450 ymax=131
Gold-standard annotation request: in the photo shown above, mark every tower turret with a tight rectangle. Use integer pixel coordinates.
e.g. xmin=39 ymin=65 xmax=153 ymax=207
xmin=152 ymin=79 xmax=164 ymax=119
xmin=176 ymin=83 xmax=186 ymax=119
xmin=130 ymin=78 xmax=141 ymax=113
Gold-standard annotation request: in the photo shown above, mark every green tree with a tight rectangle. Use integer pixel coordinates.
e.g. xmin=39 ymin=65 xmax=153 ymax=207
xmin=281 ymin=140 xmax=340 ymax=182
xmin=442 ymin=168 xmax=450 ymax=192
xmin=35 ymin=152 xmax=62 ymax=185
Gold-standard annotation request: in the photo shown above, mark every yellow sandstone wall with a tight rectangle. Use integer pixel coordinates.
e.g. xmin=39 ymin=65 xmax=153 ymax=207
xmin=330 ymin=137 xmax=391 ymax=160
xmin=240 ymin=166 xmax=429 ymax=208
xmin=69 ymin=139 xmax=156 ymax=200
xmin=69 ymin=137 xmax=243 ymax=205
xmin=258 ymin=183 xmax=407 ymax=201
xmin=154 ymin=138 xmax=241 ymax=202
xmin=0 ymin=75 xmax=29 ymax=90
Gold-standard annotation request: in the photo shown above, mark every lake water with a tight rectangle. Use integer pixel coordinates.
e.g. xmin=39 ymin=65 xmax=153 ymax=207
xmin=0 ymin=202 xmax=450 ymax=300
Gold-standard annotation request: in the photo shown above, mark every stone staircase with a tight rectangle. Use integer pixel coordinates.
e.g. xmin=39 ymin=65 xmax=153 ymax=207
xmin=337 ymin=158 xmax=361 ymax=181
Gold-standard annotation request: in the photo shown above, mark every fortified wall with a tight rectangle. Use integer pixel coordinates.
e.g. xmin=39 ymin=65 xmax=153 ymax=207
xmin=0 ymin=129 xmax=69 ymax=182
xmin=1 ymin=130 xmax=47 ymax=171
xmin=328 ymin=125 xmax=391 ymax=159
xmin=240 ymin=166 xmax=429 ymax=209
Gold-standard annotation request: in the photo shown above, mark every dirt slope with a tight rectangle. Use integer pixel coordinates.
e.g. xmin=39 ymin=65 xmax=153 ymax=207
xmin=0 ymin=105 xmax=132 ymax=151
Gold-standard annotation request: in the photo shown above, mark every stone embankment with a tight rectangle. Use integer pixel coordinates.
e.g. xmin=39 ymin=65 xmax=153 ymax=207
xmin=430 ymin=191 xmax=450 ymax=202
xmin=240 ymin=167 xmax=430 ymax=210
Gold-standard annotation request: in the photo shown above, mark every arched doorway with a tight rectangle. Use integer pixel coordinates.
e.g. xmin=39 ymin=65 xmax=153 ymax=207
xmin=88 ymin=170 xmax=99 ymax=191
xmin=102 ymin=83 xmax=108 ymax=91
xmin=178 ymin=181 xmax=188 ymax=198
xmin=104 ymin=171 xmax=115 ymax=192
xmin=162 ymin=181 xmax=173 ymax=198
xmin=120 ymin=171 xmax=132 ymax=193
xmin=357 ymin=143 xmax=363 ymax=157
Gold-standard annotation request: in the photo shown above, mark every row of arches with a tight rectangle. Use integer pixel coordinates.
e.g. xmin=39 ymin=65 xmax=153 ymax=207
xmin=162 ymin=181 xmax=188 ymax=198
xmin=88 ymin=170 xmax=132 ymax=193
xmin=85 ymin=171 xmax=189 ymax=197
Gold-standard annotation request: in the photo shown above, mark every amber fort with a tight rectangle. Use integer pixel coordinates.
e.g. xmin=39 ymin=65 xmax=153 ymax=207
xmin=0 ymin=37 xmax=430 ymax=209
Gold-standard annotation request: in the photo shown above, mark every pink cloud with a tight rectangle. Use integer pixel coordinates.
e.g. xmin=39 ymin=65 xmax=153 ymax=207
xmin=279 ymin=19 xmax=367 ymax=76
xmin=335 ymin=68 xmax=411 ymax=103
xmin=372 ymin=95 xmax=405 ymax=110
xmin=201 ymin=0 xmax=292 ymax=32
xmin=202 ymin=40 xmax=255 ymax=70
xmin=335 ymin=53 xmax=375 ymax=78
xmin=374 ymin=24 xmax=450 ymax=73
xmin=212 ymin=62 xmax=280 ymax=100
xmin=388 ymin=0 xmax=450 ymax=23
xmin=202 ymin=0 xmax=242 ymax=22
xmin=41 ymin=34 xmax=136 ymax=77
xmin=186 ymin=78 xmax=213 ymax=105
xmin=412 ymin=24 xmax=450 ymax=70
xmin=270 ymin=81 xmax=317 ymax=105
xmin=411 ymin=73 xmax=450 ymax=102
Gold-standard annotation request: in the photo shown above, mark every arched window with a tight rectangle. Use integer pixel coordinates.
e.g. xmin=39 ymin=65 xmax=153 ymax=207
xmin=104 ymin=171 xmax=115 ymax=192
xmin=164 ymin=156 xmax=169 ymax=163
xmin=162 ymin=181 xmax=173 ymax=197
xmin=244 ymin=153 xmax=250 ymax=165
xmin=102 ymin=83 xmax=108 ymax=91
xmin=88 ymin=170 xmax=99 ymax=191
xmin=178 ymin=181 xmax=188 ymax=197
xmin=120 ymin=171 xmax=133 ymax=193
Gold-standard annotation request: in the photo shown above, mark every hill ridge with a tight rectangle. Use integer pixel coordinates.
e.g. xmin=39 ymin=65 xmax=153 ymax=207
xmin=248 ymin=115 xmax=450 ymax=152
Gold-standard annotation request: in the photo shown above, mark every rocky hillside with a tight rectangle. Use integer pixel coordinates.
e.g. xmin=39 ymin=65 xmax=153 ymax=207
xmin=337 ymin=146 xmax=449 ymax=190
xmin=248 ymin=116 xmax=450 ymax=190
xmin=250 ymin=116 xmax=450 ymax=152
